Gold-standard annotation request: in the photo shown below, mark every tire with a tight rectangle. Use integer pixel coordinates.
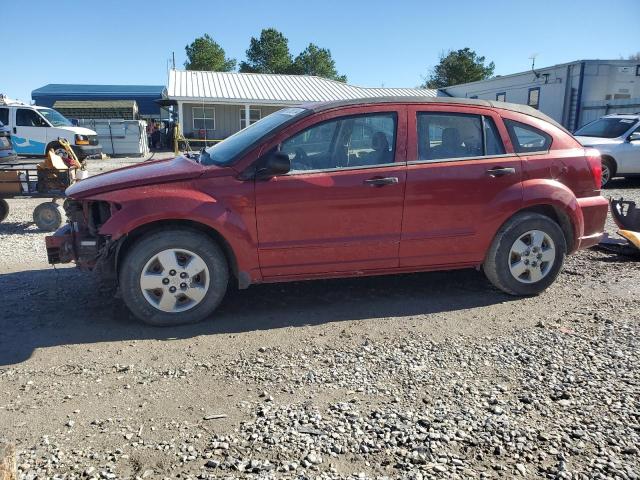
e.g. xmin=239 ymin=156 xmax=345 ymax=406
xmin=483 ymin=212 xmax=566 ymax=296
xmin=601 ymin=158 xmax=615 ymax=188
xmin=0 ymin=199 xmax=8 ymax=222
xmin=33 ymin=201 xmax=64 ymax=231
xmin=119 ymin=229 xmax=229 ymax=326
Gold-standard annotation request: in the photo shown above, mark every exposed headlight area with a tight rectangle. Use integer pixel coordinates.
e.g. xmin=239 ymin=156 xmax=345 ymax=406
xmin=75 ymin=134 xmax=90 ymax=145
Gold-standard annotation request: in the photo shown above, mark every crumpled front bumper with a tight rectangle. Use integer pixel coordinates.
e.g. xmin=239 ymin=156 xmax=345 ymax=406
xmin=45 ymin=224 xmax=102 ymax=268
xmin=45 ymin=224 xmax=75 ymax=264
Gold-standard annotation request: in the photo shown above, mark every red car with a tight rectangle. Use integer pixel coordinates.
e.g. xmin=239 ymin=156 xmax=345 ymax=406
xmin=46 ymin=97 xmax=608 ymax=326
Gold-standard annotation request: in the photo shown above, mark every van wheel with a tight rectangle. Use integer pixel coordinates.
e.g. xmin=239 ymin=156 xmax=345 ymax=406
xmin=0 ymin=199 xmax=8 ymax=222
xmin=33 ymin=202 xmax=64 ymax=231
xmin=119 ymin=229 xmax=229 ymax=326
xmin=601 ymin=158 xmax=615 ymax=187
xmin=483 ymin=213 xmax=566 ymax=296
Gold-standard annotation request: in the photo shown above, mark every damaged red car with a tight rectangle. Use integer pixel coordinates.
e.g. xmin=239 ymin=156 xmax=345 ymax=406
xmin=46 ymin=97 xmax=608 ymax=326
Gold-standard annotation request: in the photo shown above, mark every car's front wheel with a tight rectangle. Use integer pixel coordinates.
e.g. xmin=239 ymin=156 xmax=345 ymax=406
xmin=119 ymin=229 xmax=229 ymax=326
xmin=601 ymin=158 xmax=615 ymax=187
xmin=483 ymin=213 xmax=566 ymax=296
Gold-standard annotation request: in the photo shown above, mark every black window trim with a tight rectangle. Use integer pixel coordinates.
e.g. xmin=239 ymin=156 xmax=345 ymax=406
xmin=504 ymin=118 xmax=553 ymax=154
xmin=413 ymin=111 xmax=507 ymax=165
xmin=527 ymin=87 xmax=540 ymax=109
xmin=282 ymin=111 xmax=399 ymax=175
xmin=496 ymin=92 xmax=506 ymax=102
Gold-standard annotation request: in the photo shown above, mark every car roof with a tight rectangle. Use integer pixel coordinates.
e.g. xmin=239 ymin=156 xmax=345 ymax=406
xmin=301 ymin=96 xmax=569 ymax=134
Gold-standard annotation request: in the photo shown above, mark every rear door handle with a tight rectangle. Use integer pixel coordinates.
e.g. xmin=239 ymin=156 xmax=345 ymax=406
xmin=364 ymin=176 xmax=399 ymax=186
xmin=486 ymin=167 xmax=516 ymax=177
xmin=13 ymin=127 xmax=16 ymax=134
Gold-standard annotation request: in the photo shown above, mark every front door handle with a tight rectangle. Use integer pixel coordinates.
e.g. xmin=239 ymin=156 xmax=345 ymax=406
xmin=364 ymin=176 xmax=399 ymax=187
xmin=486 ymin=167 xmax=516 ymax=177
xmin=13 ymin=127 xmax=16 ymax=134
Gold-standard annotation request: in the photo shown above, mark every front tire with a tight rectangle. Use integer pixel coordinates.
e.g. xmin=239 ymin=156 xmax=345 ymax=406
xmin=483 ymin=213 xmax=566 ymax=296
xmin=0 ymin=199 xmax=8 ymax=222
xmin=119 ymin=229 xmax=229 ymax=326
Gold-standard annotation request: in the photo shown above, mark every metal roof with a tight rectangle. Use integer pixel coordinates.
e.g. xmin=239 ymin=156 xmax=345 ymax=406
xmin=32 ymin=84 xmax=165 ymax=96
xmin=167 ymin=69 xmax=437 ymax=105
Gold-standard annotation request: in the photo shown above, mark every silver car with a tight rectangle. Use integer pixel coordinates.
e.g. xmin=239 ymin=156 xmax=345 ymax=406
xmin=575 ymin=114 xmax=640 ymax=187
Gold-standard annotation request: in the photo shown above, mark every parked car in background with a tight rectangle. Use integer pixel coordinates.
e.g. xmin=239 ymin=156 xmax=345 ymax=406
xmin=0 ymin=95 xmax=102 ymax=160
xmin=0 ymin=120 xmax=17 ymax=161
xmin=574 ymin=114 xmax=640 ymax=187
xmin=46 ymin=97 xmax=608 ymax=326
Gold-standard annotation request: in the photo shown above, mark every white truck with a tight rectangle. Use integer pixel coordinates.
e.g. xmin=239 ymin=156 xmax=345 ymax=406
xmin=0 ymin=94 xmax=102 ymax=159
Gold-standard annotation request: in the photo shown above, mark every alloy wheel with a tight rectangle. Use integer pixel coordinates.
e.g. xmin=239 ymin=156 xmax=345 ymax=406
xmin=508 ymin=230 xmax=556 ymax=284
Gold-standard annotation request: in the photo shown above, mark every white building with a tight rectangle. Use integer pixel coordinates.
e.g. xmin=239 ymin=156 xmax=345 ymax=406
xmin=443 ymin=60 xmax=640 ymax=130
xmin=165 ymin=69 xmax=438 ymax=143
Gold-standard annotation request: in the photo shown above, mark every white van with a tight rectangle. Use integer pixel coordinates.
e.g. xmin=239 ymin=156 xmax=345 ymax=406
xmin=0 ymin=95 xmax=102 ymax=159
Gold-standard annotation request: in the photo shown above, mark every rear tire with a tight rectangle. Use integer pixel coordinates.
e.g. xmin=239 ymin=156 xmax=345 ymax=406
xmin=33 ymin=201 xmax=64 ymax=231
xmin=119 ymin=229 xmax=229 ymax=326
xmin=601 ymin=158 xmax=615 ymax=188
xmin=0 ymin=199 xmax=8 ymax=222
xmin=483 ymin=213 xmax=566 ymax=296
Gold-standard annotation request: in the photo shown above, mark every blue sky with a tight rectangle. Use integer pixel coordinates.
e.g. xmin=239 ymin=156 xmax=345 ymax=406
xmin=4 ymin=0 xmax=639 ymax=102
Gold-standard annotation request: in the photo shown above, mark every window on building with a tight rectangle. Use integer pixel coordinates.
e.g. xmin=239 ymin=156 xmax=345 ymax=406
xmin=527 ymin=87 xmax=540 ymax=109
xmin=16 ymin=108 xmax=47 ymax=127
xmin=240 ymin=108 xmax=261 ymax=129
xmin=496 ymin=92 xmax=506 ymax=102
xmin=504 ymin=119 xmax=552 ymax=153
xmin=281 ymin=113 xmax=397 ymax=172
xmin=0 ymin=108 xmax=8 ymax=126
xmin=417 ymin=113 xmax=505 ymax=161
xmin=192 ymin=107 xmax=215 ymax=137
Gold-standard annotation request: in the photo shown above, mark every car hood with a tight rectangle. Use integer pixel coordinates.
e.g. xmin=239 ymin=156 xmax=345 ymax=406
xmin=66 ymin=156 xmax=224 ymax=199
xmin=574 ymin=136 xmax=621 ymax=147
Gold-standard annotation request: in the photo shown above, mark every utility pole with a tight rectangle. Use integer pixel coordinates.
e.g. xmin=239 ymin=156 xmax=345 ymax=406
xmin=172 ymin=51 xmax=176 ymax=69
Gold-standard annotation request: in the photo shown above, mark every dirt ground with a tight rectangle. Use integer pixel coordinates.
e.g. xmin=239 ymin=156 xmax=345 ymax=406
xmin=0 ymin=157 xmax=638 ymax=479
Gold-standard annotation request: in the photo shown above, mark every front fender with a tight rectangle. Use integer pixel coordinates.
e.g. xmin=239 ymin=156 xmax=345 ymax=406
xmin=90 ymin=181 xmax=259 ymax=279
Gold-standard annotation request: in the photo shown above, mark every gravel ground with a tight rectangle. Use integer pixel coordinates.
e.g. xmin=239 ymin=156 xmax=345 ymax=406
xmin=0 ymin=158 xmax=639 ymax=479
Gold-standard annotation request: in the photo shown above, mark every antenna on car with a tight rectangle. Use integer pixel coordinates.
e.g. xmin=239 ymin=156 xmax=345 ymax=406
xmin=529 ymin=54 xmax=540 ymax=78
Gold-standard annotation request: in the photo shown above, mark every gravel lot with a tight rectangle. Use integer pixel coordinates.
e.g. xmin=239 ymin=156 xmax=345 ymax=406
xmin=0 ymin=156 xmax=639 ymax=479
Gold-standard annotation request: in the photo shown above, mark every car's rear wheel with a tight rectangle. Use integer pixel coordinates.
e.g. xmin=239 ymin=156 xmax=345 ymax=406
xmin=483 ymin=212 xmax=566 ymax=296
xmin=119 ymin=229 xmax=229 ymax=326
xmin=601 ymin=158 xmax=615 ymax=187
xmin=0 ymin=199 xmax=8 ymax=222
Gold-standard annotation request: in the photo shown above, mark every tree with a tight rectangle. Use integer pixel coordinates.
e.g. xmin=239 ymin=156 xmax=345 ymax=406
xmin=239 ymin=28 xmax=293 ymax=74
xmin=422 ymin=48 xmax=495 ymax=89
xmin=628 ymin=52 xmax=640 ymax=61
xmin=184 ymin=34 xmax=236 ymax=72
xmin=292 ymin=43 xmax=347 ymax=82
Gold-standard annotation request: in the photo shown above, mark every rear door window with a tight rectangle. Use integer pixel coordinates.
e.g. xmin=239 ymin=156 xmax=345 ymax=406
xmin=0 ymin=108 xmax=8 ymax=126
xmin=504 ymin=119 xmax=552 ymax=153
xmin=417 ymin=113 xmax=505 ymax=160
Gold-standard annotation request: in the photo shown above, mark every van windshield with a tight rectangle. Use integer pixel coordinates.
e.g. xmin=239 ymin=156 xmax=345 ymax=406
xmin=575 ymin=117 xmax=638 ymax=138
xmin=200 ymin=107 xmax=307 ymax=166
xmin=38 ymin=108 xmax=73 ymax=127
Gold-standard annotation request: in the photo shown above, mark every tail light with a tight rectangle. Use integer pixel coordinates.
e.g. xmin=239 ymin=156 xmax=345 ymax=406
xmin=585 ymin=148 xmax=602 ymax=190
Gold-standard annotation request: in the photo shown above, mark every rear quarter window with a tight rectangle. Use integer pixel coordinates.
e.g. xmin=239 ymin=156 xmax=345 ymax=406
xmin=504 ymin=119 xmax=552 ymax=153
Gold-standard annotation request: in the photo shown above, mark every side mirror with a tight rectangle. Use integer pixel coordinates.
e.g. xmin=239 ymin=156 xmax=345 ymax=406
xmin=255 ymin=151 xmax=290 ymax=180
xmin=628 ymin=132 xmax=640 ymax=142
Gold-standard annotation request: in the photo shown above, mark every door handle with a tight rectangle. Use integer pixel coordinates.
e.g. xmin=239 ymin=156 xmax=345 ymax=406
xmin=364 ymin=176 xmax=399 ymax=186
xmin=13 ymin=127 xmax=16 ymax=134
xmin=486 ymin=167 xmax=516 ymax=177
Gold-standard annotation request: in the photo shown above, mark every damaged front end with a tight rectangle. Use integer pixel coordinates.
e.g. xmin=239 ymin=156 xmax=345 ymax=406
xmin=45 ymin=199 xmax=118 ymax=272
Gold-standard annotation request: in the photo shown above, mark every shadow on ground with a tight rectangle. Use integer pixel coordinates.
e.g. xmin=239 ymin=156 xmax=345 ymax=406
xmin=0 ymin=266 xmax=514 ymax=365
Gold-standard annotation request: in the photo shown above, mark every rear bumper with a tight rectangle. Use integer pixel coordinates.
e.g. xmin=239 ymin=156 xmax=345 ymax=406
xmin=72 ymin=144 xmax=102 ymax=159
xmin=576 ymin=195 xmax=609 ymax=250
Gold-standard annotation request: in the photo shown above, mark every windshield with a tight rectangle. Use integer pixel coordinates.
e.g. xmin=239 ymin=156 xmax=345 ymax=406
xmin=575 ymin=117 xmax=638 ymax=138
xmin=38 ymin=108 xmax=73 ymax=127
xmin=200 ymin=107 xmax=307 ymax=166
